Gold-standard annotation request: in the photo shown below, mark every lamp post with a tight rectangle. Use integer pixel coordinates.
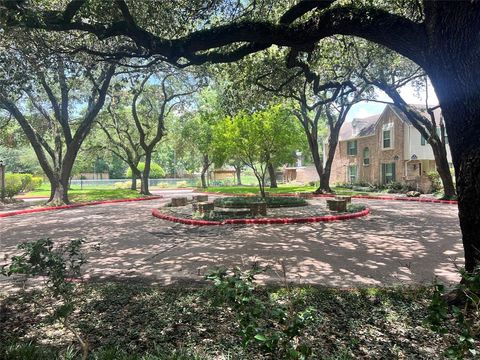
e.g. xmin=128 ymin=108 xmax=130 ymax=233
xmin=0 ymin=159 xmax=5 ymax=202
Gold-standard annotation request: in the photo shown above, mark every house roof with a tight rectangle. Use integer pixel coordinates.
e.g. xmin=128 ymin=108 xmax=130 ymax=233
xmin=339 ymin=114 xmax=380 ymax=141
xmin=339 ymin=104 xmax=443 ymax=141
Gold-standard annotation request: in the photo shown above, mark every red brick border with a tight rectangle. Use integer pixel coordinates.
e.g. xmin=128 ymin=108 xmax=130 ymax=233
xmin=151 ymin=207 xmax=370 ymax=226
xmin=0 ymin=196 xmax=164 ymax=218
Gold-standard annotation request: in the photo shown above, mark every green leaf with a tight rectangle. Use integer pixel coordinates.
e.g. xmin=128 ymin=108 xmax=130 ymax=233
xmin=254 ymin=334 xmax=267 ymax=342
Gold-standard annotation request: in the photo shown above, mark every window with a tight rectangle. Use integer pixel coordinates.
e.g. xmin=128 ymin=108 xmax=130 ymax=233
xmin=421 ymin=134 xmax=426 ymax=146
xmin=382 ymin=123 xmax=393 ymax=149
xmin=383 ymin=130 xmax=392 ymax=149
xmin=348 ymin=165 xmax=357 ymax=183
xmin=363 ymin=147 xmax=370 ymax=165
xmin=347 ymin=140 xmax=357 ymax=155
xmin=381 ymin=163 xmax=396 ymax=184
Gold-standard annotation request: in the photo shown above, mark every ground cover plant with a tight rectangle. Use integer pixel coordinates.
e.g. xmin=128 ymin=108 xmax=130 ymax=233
xmin=213 ymin=196 xmax=307 ymax=208
xmin=1 ymin=279 xmax=473 ymax=359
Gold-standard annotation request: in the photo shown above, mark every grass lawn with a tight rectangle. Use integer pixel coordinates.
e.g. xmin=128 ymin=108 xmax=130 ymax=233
xmin=21 ymin=184 xmax=146 ymax=203
xmin=0 ymin=282 xmax=457 ymax=360
xmin=202 ymin=184 xmax=373 ymax=196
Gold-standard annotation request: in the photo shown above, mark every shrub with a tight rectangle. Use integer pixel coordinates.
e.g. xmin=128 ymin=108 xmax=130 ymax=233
xmin=4 ymin=173 xmax=23 ymax=199
xmin=3 ymin=173 xmax=43 ymax=199
xmin=114 ymin=181 xmax=130 ymax=189
xmin=31 ymin=176 xmax=43 ymax=190
xmin=427 ymin=171 xmax=442 ymax=192
xmin=20 ymin=173 xmax=33 ymax=191
xmin=206 ymin=265 xmax=315 ymax=359
xmin=176 ymin=181 xmax=188 ymax=188
xmin=1 ymin=239 xmax=89 ymax=359
xmin=347 ymin=204 xmax=367 ymax=213
xmin=214 ymin=196 xmax=307 ymax=208
xmin=157 ymin=182 xmax=170 ymax=188
xmin=125 ymin=163 xmax=165 ymax=179
xmin=426 ymin=267 xmax=480 ymax=358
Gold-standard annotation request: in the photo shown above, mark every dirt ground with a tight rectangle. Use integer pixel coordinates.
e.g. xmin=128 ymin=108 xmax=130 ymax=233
xmin=0 ymin=190 xmax=463 ymax=291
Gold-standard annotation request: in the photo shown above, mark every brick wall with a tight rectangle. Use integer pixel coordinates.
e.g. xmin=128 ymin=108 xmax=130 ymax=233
xmin=330 ymin=106 xmax=407 ymax=185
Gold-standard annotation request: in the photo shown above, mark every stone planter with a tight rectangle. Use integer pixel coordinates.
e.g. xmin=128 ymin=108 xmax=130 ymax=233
xmin=335 ymin=195 xmax=351 ymax=203
xmin=250 ymin=202 xmax=267 ymax=216
xmin=326 ymin=199 xmax=347 ymax=212
xmin=193 ymin=195 xmax=208 ymax=202
xmin=193 ymin=201 xmax=214 ymax=213
xmin=296 ymin=192 xmax=314 ymax=199
xmin=171 ymin=197 xmax=188 ymax=207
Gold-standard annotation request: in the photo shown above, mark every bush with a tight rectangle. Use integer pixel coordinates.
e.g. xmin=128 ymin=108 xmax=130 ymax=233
xmin=2 ymin=173 xmax=43 ymax=199
xmin=157 ymin=182 xmax=170 ymax=188
xmin=214 ymin=196 xmax=307 ymax=208
xmin=427 ymin=171 xmax=442 ymax=192
xmin=206 ymin=265 xmax=315 ymax=359
xmin=31 ymin=176 xmax=43 ymax=190
xmin=176 ymin=181 xmax=188 ymax=188
xmin=125 ymin=163 xmax=165 ymax=179
xmin=426 ymin=267 xmax=480 ymax=358
xmin=114 ymin=181 xmax=131 ymax=189
xmin=1 ymin=239 xmax=89 ymax=359
xmin=4 ymin=173 xmax=23 ymax=199
xmin=347 ymin=204 xmax=367 ymax=213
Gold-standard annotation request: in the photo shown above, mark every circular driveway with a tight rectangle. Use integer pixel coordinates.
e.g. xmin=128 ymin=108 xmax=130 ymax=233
xmin=0 ymin=190 xmax=463 ymax=290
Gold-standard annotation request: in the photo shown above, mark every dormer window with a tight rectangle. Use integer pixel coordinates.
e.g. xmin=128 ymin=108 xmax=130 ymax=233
xmin=352 ymin=120 xmax=358 ymax=137
xmin=382 ymin=122 xmax=394 ymax=149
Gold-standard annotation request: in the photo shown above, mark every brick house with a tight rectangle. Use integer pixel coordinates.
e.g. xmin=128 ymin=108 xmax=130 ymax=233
xmin=328 ymin=104 xmax=452 ymax=192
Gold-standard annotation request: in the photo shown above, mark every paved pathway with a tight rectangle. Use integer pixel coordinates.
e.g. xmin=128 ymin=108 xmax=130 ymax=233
xmin=0 ymin=190 xmax=463 ymax=290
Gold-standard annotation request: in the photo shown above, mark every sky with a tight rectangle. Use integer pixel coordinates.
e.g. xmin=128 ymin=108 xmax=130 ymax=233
xmin=346 ymin=81 xmax=439 ymax=122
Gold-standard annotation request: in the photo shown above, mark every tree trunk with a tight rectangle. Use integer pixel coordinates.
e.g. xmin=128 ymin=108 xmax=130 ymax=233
xmin=303 ymin=133 xmax=325 ymax=194
xmin=200 ymin=154 xmax=210 ymax=189
xmin=430 ymin=141 xmax=456 ymax=199
xmin=234 ymin=165 xmax=242 ymax=185
xmin=268 ymin=163 xmax=278 ymax=188
xmin=129 ymin=164 xmax=141 ymax=191
xmin=427 ymin=52 xmax=480 ymax=272
xmin=141 ymin=152 xmax=152 ymax=195
xmin=256 ymin=174 xmax=266 ymax=198
xmin=130 ymin=175 xmax=137 ymax=191
xmin=48 ymin=176 xmax=69 ymax=206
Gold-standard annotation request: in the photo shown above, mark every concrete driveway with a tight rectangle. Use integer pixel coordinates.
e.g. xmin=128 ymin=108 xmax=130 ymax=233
xmin=0 ymin=190 xmax=463 ymax=290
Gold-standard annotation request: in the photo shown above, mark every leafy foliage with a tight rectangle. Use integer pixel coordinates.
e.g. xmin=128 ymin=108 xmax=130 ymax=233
xmin=3 ymin=173 xmax=42 ymax=199
xmin=213 ymin=196 xmax=307 ymax=208
xmin=1 ymin=239 xmax=89 ymax=359
xmin=206 ymin=266 xmax=315 ymax=359
xmin=126 ymin=162 xmax=165 ymax=179
xmin=426 ymin=269 xmax=480 ymax=359
xmin=214 ymin=104 xmax=304 ymax=196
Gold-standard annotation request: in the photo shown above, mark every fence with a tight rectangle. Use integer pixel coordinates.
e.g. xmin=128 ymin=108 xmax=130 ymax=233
xmin=70 ymin=178 xmax=198 ymax=188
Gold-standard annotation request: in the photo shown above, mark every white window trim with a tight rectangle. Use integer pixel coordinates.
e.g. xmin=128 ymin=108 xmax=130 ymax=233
xmin=381 ymin=124 xmax=394 ymax=150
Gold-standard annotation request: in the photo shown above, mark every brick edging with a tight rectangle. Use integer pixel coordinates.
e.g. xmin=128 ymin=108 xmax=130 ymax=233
xmin=0 ymin=196 xmax=164 ymax=218
xmin=151 ymin=207 xmax=370 ymax=226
